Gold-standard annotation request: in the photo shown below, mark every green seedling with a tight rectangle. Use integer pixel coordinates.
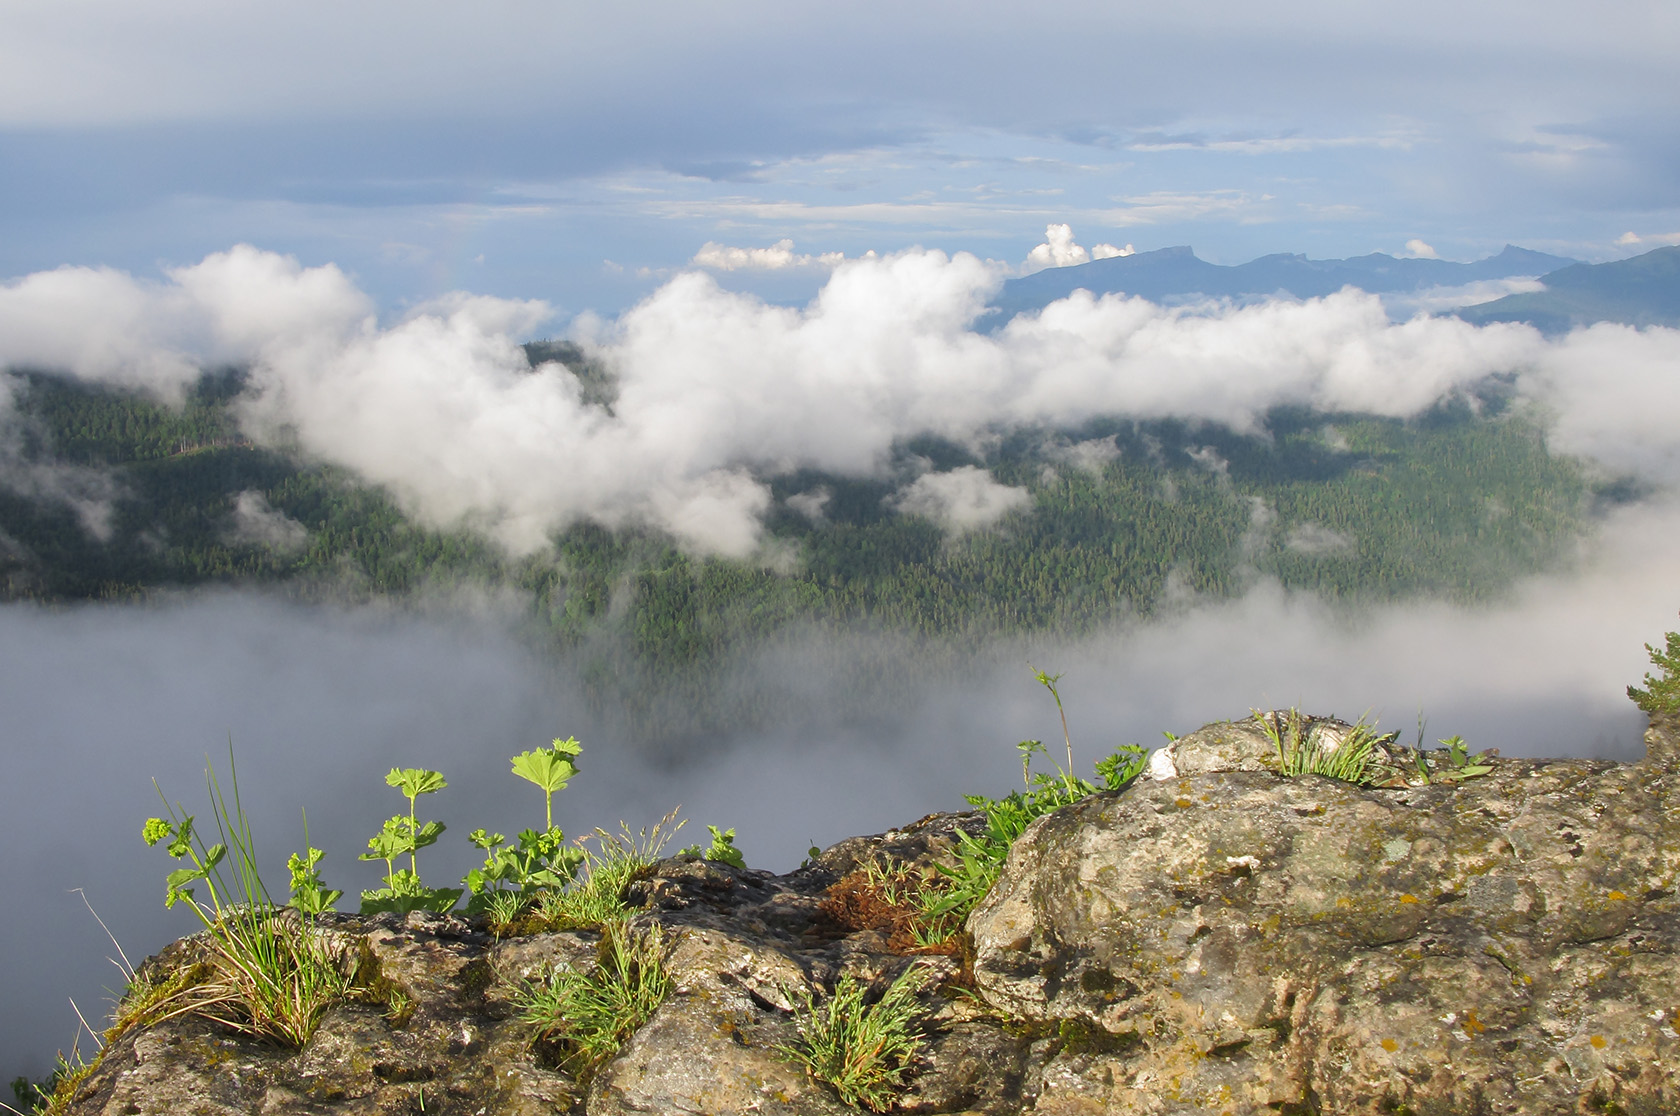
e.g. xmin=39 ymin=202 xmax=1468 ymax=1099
xmin=680 ymin=825 xmax=746 ymax=869
xmin=464 ymin=737 xmax=590 ymax=913
xmin=510 ymin=737 xmax=581 ymax=830
xmin=1428 ymin=735 xmax=1495 ymax=782
xmin=1029 ymin=664 xmax=1074 ymax=778
xmin=778 ymin=963 xmax=934 ymax=1113
xmin=1258 ymin=708 xmax=1389 ymax=786
xmin=286 ymin=810 xmax=341 ymax=916
xmin=359 ymin=767 xmax=460 ymax=915
xmin=1016 ymin=739 xmax=1046 ymax=789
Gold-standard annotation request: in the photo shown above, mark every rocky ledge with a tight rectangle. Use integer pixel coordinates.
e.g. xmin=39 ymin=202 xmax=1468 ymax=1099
xmin=58 ymin=712 xmax=1680 ymax=1116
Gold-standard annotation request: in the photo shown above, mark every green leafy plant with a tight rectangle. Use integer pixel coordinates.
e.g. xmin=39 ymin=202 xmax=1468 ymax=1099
xmin=141 ymin=751 xmax=349 ymax=1047
xmin=464 ymin=738 xmax=588 ymax=914
xmin=286 ymin=811 xmax=342 ymax=916
xmin=678 ymin=824 xmax=746 ymax=869
xmin=358 ymin=767 xmax=461 ymax=915
xmin=510 ymin=737 xmax=581 ymax=829
xmin=527 ymin=811 xmax=683 ymax=930
xmin=1628 ymin=617 xmax=1680 ymax=716
xmin=512 ymin=919 xmax=673 ymax=1078
xmin=778 ymin=963 xmax=934 ymax=1113
xmin=1411 ymin=734 xmax=1495 ymax=784
xmin=907 ymin=673 xmax=1149 ymax=944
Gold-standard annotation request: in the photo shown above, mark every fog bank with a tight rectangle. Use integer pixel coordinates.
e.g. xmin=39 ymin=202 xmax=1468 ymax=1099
xmin=3 ymin=497 xmax=1676 ymax=1078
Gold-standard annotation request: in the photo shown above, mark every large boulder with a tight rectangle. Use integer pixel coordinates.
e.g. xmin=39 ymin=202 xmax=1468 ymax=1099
xmin=969 ymin=713 xmax=1680 ymax=1114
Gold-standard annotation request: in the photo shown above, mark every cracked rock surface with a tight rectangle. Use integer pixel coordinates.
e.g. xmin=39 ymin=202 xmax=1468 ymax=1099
xmin=59 ymin=714 xmax=1680 ymax=1115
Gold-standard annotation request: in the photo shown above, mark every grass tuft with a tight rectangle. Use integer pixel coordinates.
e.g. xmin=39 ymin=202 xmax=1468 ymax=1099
xmin=512 ymin=918 xmax=674 ymax=1079
xmin=778 ymin=963 xmax=934 ymax=1113
xmin=1256 ymin=708 xmax=1388 ymax=786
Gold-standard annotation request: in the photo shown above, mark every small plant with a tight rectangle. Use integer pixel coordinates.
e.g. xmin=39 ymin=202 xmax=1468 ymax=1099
xmin=679 ymin=824 xmax=746 ymax=869
xmin=906 ymin=672 xmax=1149 ymax=943
xmin=510 ymin=737 xmax=581 ymax=830
xmin=4 ymin=1044 xmax=95 ymax=1116
xmin=778 ymin=963 xmax=934 ymax=1113
xmin=524 ymin=809 xmax=684 ymax=931
xmin=513 ymin=919 xmax=673 ymax=1078
xmin=1628 ymin=616 xmax=1680 ymax=716
xmin=286 ymin=811 xmax=342 ymax=916
xmin=1411 ymin=734 xmax=1495 ymax=784
xmin=141 ymin=751 xmax=349 ymax=1047
xmin=464 ymin=738 xmax=588 ymax=914
xmin=358 ymin=767 xmax=462 ymax=915
xmin=1257 ymin=708 xmax=1390 ymax=786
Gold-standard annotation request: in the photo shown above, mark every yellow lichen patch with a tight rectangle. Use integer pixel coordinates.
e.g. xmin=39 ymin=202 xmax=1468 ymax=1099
xmin=1590 ymin=1034 xmax=1608 ymax=1049
xmin=1175 ymin=798 xmax=1194 ymax=809
xmin=1607 ymin=891 xmax=1628 ymax=901
xmin=1398 ymin=894 xmax=1420 ymax=904
xmin=1381 ymin=1038 xmax=1398 ymax=1052
xmin=1461 ymin=1010 xmax=1487 ymax=1037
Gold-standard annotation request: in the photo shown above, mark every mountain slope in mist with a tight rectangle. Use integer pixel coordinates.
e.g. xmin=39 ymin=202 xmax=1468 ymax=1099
xmin=995 ymin=244 xmax=1578 ymax=317
xmin=1459 ymin=245 xmax=1680 ymax=333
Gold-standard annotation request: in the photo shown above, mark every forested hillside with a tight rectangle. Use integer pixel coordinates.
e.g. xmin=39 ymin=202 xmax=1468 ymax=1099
xmin=0 ymin=362 xmax=1614 ymax=729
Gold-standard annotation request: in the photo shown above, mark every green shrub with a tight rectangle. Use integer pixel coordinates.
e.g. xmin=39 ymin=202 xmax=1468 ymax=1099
xmin=1629 ymin=618 xmax=1680 ymax=716
xmin=778 ymin=963 xmax=934 ymax=1112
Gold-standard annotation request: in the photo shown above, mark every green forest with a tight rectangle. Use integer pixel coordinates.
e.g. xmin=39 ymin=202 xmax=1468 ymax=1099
xmin=0 ymin=359 xmax=1621 ymax=731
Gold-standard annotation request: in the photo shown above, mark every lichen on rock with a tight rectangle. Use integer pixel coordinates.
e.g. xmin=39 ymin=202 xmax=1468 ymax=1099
xmin=50 ymin=713 xmax=1680 ymax=1115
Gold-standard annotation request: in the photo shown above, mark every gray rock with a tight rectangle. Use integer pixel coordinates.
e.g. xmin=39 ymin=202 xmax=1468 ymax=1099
xmin=54 ymin=716 xmax=1680 ymax=1116
xmin=970 ymin=712 xmax=1680 ymax=1114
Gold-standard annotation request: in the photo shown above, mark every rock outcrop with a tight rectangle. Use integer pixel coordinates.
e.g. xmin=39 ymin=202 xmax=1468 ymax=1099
xmin=56 ymin=713 xmax=1680 ymax=1116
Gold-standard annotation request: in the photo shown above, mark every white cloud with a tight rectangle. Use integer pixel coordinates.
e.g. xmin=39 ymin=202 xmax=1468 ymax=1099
xmin=691 ymin=239 xmax=845 ymax=271
xmin=4 ymin=244 xmax=1680 ymax=560
xmin=1403 ymin=238 xmax=1439 ymax=259
xmin=1022 ymin=223 xmax=1132 ymax=273
xmin=1615 ymin=231 xmax=1680 ymax=248
xmin=890 ymin=466 xmax=1031 ymax=533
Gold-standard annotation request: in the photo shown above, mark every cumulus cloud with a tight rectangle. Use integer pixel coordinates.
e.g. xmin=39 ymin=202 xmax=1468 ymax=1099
xmin=691 ymin=239 xmax=846 ymax=271
xmin=890 ymin=466 xmax=1031 ymax=533
xmin=4 ymin=243 xmax=1680 ymax=559
xmin=1023 ymin=223 xmax=1132 ymax=272
xmin=1616 ymin=231 xmax=1680 ymax=247
xmin=1403 ymin=238 xmax=1440 ymax=259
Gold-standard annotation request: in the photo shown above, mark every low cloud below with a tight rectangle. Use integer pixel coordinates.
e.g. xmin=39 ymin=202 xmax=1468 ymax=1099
xmin=890 ymin=465 xmax=1030 ymax=533
xmin=2 ymin=497 xmax=1676 ymax=1078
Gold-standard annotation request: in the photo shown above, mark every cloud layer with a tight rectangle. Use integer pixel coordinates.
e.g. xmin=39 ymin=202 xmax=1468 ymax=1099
xmin=3 ymin=245 xmax=1680 ymax=557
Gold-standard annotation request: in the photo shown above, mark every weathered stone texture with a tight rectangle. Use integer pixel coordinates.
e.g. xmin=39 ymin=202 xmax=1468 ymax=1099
xmin=57 ymin=715 xmax=1680 ymax=1115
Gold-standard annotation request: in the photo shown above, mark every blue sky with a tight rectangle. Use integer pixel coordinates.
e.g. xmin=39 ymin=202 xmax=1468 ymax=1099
xmin=2 ymin=0 xmax=1678 ymax=317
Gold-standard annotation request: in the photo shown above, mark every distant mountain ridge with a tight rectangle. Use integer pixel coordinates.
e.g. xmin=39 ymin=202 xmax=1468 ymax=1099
xmin=1457 ymin=245 xmax=1680 ymax=333
xmin=995 ymin=243 xmax=1578 ymax=316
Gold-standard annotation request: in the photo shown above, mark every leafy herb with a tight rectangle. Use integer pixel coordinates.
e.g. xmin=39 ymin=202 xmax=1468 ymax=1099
xmin=358 ymin=767 xmax=461 ymax=915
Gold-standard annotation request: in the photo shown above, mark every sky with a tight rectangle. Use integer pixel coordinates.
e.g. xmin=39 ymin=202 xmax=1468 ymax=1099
xmin=3 ymin=0 xmax=1679 ymax=317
